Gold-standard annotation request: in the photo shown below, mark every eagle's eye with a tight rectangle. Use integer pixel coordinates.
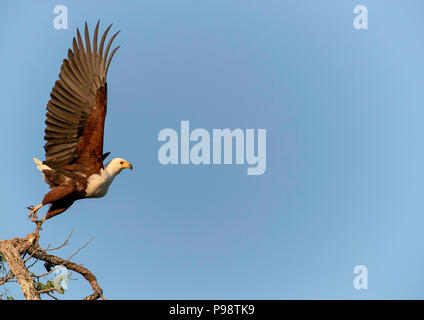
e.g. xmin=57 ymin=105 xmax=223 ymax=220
xmin=120 ymin=161 xmax=124 ymax=165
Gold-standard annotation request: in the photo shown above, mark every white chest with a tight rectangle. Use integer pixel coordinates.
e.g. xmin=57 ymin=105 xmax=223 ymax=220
xmin=85 ymin=170 xmax=114 ymax=198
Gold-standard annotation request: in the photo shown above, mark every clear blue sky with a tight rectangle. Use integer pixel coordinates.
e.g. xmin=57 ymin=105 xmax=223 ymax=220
xmin=1 ymin=0 xmax=424 ymax=299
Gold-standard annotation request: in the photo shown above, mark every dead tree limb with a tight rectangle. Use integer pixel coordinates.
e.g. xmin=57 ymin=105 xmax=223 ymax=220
xmin=0 ymin=230 xmax=105 ymax=300
xmin=0 ymin=233 xmax=40 ymax=300
xmin=26 ymin=242 xmax=104 ymax=300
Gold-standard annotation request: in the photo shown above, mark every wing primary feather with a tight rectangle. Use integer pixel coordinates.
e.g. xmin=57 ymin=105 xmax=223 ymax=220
xmin=103 ymin=31 xmax=120 ymax=68
xmin=84 ymin=22 xmax=95 ymax=77
xmin=93 ymin=20 xmax=100 ymax=75
xmin=93 ymin=20 xmax=100 ymax=55
xmin=106 ymin=45 xmax=120 ymax=76
xmin=76 ymin=29 xmax=91 ymax=79
xmin=99 ymin=24 xmax=113 ymax=60
xmin=84 ymin=22 xmax=92 ymax=56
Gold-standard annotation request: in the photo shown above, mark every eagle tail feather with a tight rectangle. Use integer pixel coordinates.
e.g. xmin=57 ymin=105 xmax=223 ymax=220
xmin=33 ymin=157 xmax=52 ymax=172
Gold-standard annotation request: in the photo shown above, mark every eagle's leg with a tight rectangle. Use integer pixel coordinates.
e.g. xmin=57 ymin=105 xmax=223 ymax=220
xmin=27 ymin=204 xmax=43 ymax=222
xmin=43 ymin=187 xmax=77 ymax=221
xmin=40 ymin=196 xmax=76 ymax=223
xmin=29 ymin=186 xmax=75 ymax=224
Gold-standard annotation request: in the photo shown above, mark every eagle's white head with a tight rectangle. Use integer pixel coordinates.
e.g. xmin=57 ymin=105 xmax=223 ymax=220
xmin=105 ymin=158 xmax=133 ymax=177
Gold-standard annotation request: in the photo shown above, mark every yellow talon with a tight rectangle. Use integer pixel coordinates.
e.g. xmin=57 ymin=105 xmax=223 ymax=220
xmin=28 ymin=204 xmax=43 ymax=222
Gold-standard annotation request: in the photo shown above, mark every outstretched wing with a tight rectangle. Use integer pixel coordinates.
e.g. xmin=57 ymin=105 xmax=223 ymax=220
xmin=43 ymin=21 xmax=120 ymax=175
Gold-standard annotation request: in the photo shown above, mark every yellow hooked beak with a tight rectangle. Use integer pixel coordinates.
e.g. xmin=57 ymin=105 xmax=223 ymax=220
xmin=122 ymin=161 xmax=133 ymax=170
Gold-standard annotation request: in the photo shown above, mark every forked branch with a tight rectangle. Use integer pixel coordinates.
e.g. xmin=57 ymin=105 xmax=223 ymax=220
xmin=0 ymin=229 xmax=105 ymax=300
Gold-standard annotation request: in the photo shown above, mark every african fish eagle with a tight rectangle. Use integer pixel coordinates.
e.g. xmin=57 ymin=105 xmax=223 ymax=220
xmin=28 ymin=21 xmax=133 ymax=225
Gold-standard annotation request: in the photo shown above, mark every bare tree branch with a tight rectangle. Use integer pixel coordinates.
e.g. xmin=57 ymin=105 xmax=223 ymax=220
xmin=0 ymin=234 xmax=40 ymax=300
xmin=44 ymin=230 xmax=74 ymax=252
xmin=26 ymin=243 xmax=103 ymax=300
xmin=0 ymin=229 xmax=105 ymax=300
